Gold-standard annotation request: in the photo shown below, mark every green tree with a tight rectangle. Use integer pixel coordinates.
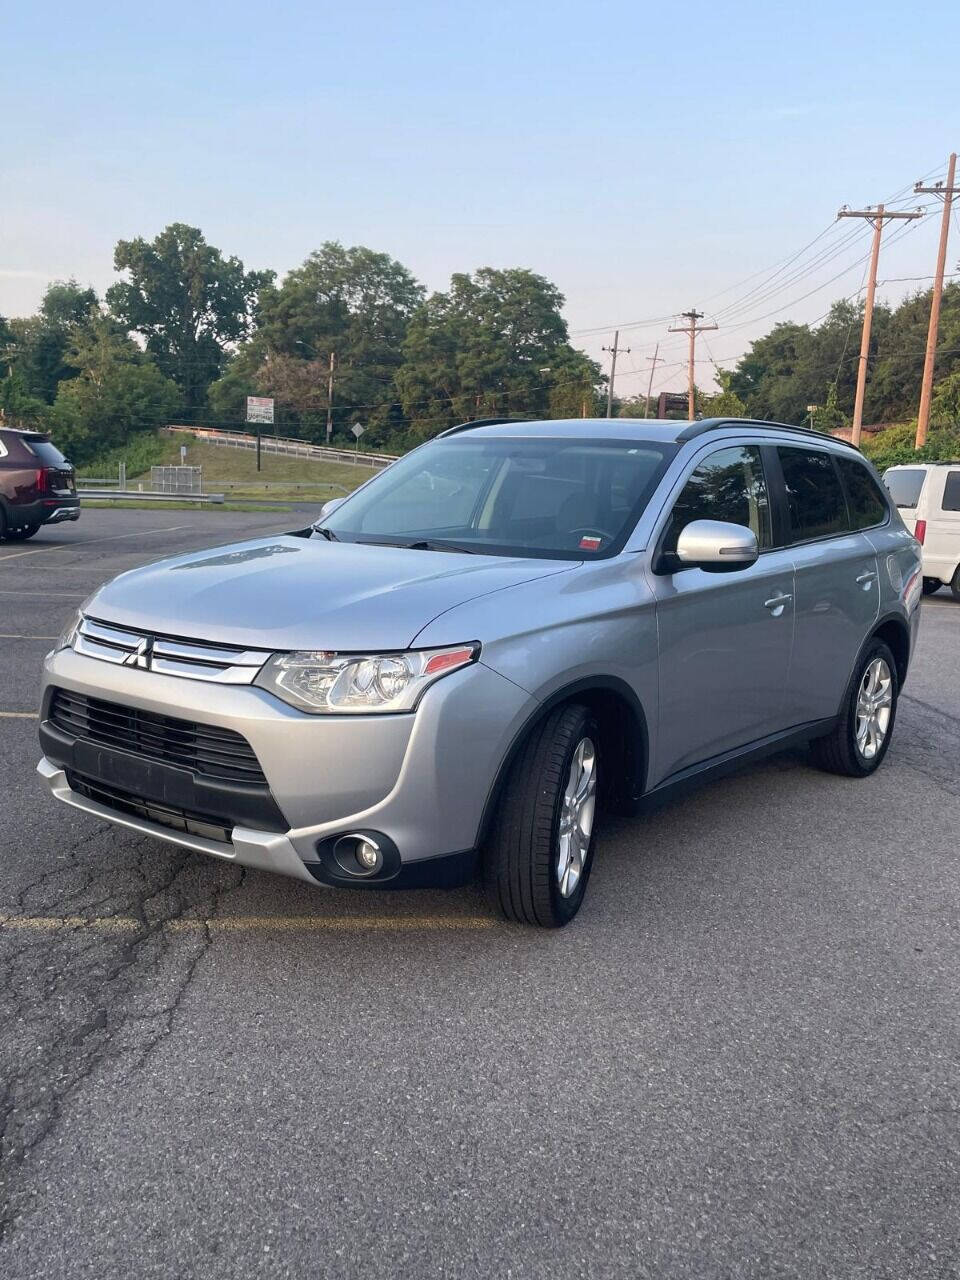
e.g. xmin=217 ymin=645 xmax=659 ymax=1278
xmin=701 ymin=367 xmax=747 ymax=418
xmin=811 ymin=384 xmax=846 ymax=434
xmin=47 ymin=313 xmax=181 ymax=461
xmin=396 ymin=268 xmax=599 ymax=438
xmin=2 ymin=280 xmax=99 ymax=404
xmin=209 ymin=242 xmax=424 ymax=445
xmin=106 ymin=223 xmax=271 ymax=414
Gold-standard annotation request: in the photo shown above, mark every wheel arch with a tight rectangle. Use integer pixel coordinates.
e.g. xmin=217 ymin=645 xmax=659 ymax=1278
xmin=476 ymin=676 xmax=649 ymax=847
xmin=871 ymin=613 xmax=911 ymax=687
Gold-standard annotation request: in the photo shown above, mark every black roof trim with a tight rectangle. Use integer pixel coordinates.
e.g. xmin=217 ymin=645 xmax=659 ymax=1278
xmin=675 ymin=417 xmax=860 ymax=450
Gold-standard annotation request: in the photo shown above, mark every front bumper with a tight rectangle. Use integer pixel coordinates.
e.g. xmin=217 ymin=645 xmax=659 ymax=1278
xmin=38 ymin=645 xmax=534 ymax=888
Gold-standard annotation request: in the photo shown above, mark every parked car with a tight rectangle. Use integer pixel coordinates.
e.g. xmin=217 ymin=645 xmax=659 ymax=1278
xmin=882 ymin=461 xmax=960 ymax=599
xmin=38 ymin=418 xmax=921 ymax=926
xmin=0 ymin=428 xmax=79 ymax=540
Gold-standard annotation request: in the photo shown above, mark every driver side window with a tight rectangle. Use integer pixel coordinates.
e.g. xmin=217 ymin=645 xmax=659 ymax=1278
xmin=661 ymin=445 xmax=772 ymax=560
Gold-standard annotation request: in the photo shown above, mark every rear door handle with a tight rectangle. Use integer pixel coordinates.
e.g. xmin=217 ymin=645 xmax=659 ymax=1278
xmin=856 ymin=571 xmax=877 ymax=586
xmin=764 ymin=592 xmax=792 ymax=614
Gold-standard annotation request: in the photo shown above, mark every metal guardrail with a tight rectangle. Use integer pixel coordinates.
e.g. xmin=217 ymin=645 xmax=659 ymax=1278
xmin=80 ymin=489 xmax=225 ymax=505
xmin=164 ymin=425 xmax=397 ymax=469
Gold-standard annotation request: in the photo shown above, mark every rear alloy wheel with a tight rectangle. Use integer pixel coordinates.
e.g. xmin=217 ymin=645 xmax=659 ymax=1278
xmin=809 ymin=639 xmax=899 ymax=777
xmin=483 ymin=703 xmax=600 ymax=927
xmin=922 ymin=577 xmax=942 ymax=596
xmin=4 ymin=522 xmax=40 ymax=542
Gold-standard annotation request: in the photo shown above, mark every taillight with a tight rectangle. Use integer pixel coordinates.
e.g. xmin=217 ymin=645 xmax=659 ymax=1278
xmin=35 ymin=468 xmax=49 ymax=495
xmin=914 ymin=519 xmax=926 ymax=545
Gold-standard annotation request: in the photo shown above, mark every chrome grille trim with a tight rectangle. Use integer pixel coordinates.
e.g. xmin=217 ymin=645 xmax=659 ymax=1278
xmin=74 ymin=616 xmax=270 ymax=684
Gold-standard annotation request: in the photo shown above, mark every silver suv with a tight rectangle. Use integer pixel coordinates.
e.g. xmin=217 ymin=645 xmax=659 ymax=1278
xmin=38 ymin=418 xmax=922 ymax=927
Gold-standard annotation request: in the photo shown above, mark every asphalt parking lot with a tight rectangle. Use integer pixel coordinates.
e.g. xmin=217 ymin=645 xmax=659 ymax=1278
xmin=0 ymin=508 xmax=958 ymax=1279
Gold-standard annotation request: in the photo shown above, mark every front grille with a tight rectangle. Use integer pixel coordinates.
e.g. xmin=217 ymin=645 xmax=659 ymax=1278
xmin=74 ymin=616 xmax=268 ymax=684
xmin=67 ymin=772 xmax=232 ymax=843
xmin=49 ymin=689 xmax=268 ymax=786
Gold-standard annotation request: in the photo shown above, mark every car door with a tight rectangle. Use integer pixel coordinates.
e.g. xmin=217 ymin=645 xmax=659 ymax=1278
xmin=647 ymin=443 xmax=796 ymax=786
xmin=774 ymin=446 xmax=880 ymax=726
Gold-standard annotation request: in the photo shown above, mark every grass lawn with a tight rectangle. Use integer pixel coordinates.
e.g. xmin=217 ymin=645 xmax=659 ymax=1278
xmin=131 ymin=437 xmax=376 ymax=500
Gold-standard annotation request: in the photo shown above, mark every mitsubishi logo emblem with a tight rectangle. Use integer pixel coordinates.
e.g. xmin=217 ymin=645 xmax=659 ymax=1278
xmin=123 ymin=636 xmax=154 ymax=670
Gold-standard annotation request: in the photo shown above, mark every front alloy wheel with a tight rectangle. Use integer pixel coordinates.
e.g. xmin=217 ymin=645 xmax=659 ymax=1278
xmin=556 ymin=736 xmax=597 ymax=899
xmin=483 ymin=703 xmax=601 ymax=927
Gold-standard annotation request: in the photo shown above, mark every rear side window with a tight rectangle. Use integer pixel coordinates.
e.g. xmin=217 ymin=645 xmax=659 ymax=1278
xmin=662 ymin=445 xmax=772 ymax=557
xmin=883 ymin=468 xmax=926 ymax=509
xmin=942 ymin=471 xmax=960 ymax=512
xmin=23 ymin=438 xmax=69 ymax=467
xmin=777 ymin=447 xmax=847 ymax=541
xmin=836 ymin=457 xmax=888 ymax=529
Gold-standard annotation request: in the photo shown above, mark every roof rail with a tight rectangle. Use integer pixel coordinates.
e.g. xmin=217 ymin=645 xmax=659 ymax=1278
xmin=438 ymin=416 xmax=531 ymax=438
xmin=675 ymin=417 xmax=860 ymax=450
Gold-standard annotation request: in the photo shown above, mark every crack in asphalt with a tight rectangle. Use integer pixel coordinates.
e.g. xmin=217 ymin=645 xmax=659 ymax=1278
xmin=0 ymin=823 xmax=245 ymax=1241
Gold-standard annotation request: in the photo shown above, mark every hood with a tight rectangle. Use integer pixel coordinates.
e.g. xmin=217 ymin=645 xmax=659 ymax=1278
xmin=87 ymin=534 xmax=574 ymax=651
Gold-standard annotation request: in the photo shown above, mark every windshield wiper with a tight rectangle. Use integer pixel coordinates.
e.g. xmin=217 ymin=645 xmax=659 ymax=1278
xmin=312 ymin=525 xmax=339 ymax=541
xmin=403 ymin=539 xmax=478 ymax=555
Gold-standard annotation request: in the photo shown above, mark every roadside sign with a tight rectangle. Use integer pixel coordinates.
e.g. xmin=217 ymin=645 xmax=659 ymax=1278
xmin=246 ymin=396 xmax=275 ymax=425
xmin=180 ymin=445 xmax=187 ymax=463
xmin=351 ymin=423 xmax=365 ymax=439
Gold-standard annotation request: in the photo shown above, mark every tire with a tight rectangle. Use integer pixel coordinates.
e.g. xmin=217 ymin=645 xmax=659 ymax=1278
xmin=922 ymin=577 xmax=942 ymax=596
xmin=951 ymin=566 xmax=960 ymax=603
xmin=483 ymin=703 xmax=600 ymax=927
xmin=0 ymin=506 xmax=6 ymax=542
xmin=4 ymin=522 xmax=40 ymax=542
xmin=809 ymin=639 xmax=899 ymax=778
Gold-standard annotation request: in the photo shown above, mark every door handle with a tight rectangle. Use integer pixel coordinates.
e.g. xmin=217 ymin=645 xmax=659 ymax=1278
xmin=764 ymin=592 xmax=792 ymax=613
xmin=856 ymin=571 xmax=877 ymax=587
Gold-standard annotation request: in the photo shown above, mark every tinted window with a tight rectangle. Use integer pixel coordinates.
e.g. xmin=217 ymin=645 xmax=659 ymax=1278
xmin=24 ymin=438 xmax=69 ymax=467
xmin=662 ymin=445 xmax=771 ymax=557
xmin=778 ymin=447 xmax=847 ymax=540
xmin=883 ymin=468 xmax=926 ymax=509
xmin=942 ymin=471 xmax=960 ymax=512
xmin=323 ymin=436 xmax=677 ymax=559
xmin=837 ymin=457 xmax=888 ymax=529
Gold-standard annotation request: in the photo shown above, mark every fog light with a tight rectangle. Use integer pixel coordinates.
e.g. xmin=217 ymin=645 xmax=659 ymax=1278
xmin=332 ymin=833 xmax=385 ymax=877
xmin=356 ymin=838 xmax=380 ymax=870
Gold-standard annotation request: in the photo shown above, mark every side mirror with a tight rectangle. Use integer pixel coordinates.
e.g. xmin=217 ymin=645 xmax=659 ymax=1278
xmin=675 ymin=519 xmax=759 ymax=572
xmin=317 ymin=497 xmax=345 ymax=521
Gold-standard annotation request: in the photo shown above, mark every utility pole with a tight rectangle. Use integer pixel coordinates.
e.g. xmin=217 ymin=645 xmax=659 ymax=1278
xmin=837 ymin=202 xmax=924 ymax=445
xmin=325 ymin=351 xmax=336 ymax=446
xmin=914 ymin=154 xmax=959 ymax=448
xmin=643 ymin=343 xmax=661 ymax=418
xmin=669 ymin=309 xmax=717 ymax=421
xmin=602 ymin=330 xmax=630 ymax=418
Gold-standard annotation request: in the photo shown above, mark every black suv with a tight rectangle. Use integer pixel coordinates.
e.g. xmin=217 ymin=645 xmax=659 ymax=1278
xmin=0 ymin=428 xmax=79 ymax=540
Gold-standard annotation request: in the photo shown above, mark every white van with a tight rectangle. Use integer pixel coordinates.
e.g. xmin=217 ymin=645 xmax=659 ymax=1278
xmin=883 ymin=462 xmax=960 ymax=598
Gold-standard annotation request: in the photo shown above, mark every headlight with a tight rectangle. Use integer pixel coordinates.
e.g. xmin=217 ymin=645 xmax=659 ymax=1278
xmin=255 ymin=644 xmax=479 ymax=714
xmin=56 ymin=608 xmax=83 ymax=651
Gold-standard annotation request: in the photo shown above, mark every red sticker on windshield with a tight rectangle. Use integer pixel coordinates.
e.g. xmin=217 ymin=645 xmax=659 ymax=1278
xmin=579 ymin=535 xmax=602 ymax=551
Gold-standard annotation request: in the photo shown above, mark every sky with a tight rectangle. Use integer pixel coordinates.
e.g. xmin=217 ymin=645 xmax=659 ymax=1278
xmin=3 ymin=0 xmax=959 ymax=399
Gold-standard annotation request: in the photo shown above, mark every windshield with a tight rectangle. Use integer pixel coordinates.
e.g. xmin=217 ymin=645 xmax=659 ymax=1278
xmin=321 ymin=436 xmax=677 ymax=559
xmin=883 ymin=467 xmax=925 ymax=509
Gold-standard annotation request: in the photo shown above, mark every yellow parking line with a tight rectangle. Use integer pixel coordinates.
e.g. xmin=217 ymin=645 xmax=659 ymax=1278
xmin=0 ymin=711 xmax=38 ymax=718
xmin=0 ymin=913 xmax=495 ymax=933
xmin=0 ymin=525 xmax=190 ymax=564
